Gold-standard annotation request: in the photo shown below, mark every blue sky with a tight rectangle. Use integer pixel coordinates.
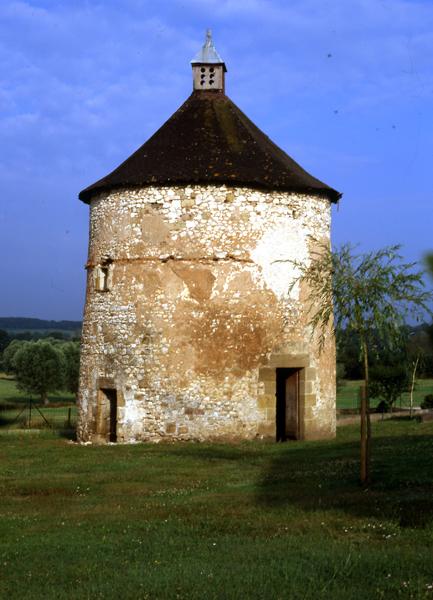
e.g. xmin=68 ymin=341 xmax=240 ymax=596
xmin=1 ymin=0 xmax=432 ymax=320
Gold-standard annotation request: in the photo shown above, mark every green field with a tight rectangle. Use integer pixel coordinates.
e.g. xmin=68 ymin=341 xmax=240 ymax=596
xmin=0 ymin=420 xmax=432 ymax=599
xmin=0 ymin=376 xmax=76 ymax=429
xmin=338 ymin=379 xmax=433 ymax=410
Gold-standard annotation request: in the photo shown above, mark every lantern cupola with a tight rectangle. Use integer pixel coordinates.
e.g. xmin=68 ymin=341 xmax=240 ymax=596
xmin=191 ymin=29 xmax=226 ymax=92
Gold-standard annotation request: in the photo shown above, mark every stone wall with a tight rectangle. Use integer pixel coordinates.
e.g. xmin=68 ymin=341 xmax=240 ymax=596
xmin=78 ymin=184 xmax=336 ymax=443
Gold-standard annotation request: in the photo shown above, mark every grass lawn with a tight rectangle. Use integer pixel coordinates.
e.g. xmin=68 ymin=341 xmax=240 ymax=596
xmin=0 ymin=420 xmax=432 ymax=599
xmin=337 ymin=378 xmax=433 ymax=410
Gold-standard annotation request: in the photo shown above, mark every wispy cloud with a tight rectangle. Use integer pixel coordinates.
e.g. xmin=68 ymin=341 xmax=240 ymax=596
xmin=0 ymin=0 xmax=432 ymax=318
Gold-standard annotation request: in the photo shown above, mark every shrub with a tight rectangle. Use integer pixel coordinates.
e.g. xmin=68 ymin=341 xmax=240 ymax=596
xmin=369 ymin=365 xmax=409 ymax=410
xmin=376 ymin=400 xmax=390 ymax=414
xmin=421 ymin=394 xmax=433 ymax=409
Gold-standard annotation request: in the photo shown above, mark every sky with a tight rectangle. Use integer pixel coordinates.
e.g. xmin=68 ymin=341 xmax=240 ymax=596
xmin=1 ymin=0 xmax=432 ymax=321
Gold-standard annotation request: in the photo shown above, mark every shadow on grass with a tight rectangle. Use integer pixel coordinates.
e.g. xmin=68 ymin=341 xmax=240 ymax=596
xmin=255 ymin=433 xmax=433 ymax=528
xmin=161 ymin=443 xmax=261 ymax=462
xmin=162 ymin=431 xmax=433 ymax=528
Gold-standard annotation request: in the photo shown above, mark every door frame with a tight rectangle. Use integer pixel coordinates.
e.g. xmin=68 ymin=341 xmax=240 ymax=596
xmin=95 ymin=387 xmax=118 ymax=443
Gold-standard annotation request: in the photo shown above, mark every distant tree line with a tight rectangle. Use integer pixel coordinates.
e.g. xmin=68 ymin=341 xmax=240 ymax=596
xmin=0 ymin=317 xmax=82 ymax=331
xmin=0 ymin=328 xmax=81 ymax=354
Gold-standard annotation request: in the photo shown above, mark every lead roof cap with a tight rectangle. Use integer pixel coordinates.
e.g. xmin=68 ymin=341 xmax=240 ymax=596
xmin=191 ymin=29 xmax=227 ymax=71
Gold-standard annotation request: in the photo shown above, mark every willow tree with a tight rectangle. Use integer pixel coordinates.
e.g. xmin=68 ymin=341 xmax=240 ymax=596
xmin=293 ymin=244 xmax=432 ymax=484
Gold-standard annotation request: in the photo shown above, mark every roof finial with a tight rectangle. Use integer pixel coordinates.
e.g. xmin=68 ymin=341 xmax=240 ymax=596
xmin=191 ymin=29 xmax=226 ymax=67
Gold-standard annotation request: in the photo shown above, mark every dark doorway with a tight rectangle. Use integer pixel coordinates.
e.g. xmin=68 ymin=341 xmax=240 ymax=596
xmin=276 ymin=368 xmax=300 ymax=441
xmin=99 ymin=388 xmax=118 ymax=443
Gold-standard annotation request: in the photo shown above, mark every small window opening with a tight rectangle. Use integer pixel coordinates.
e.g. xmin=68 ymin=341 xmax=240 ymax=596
xmin=209 ymin=67 xmax=214 ymax=73
xmin=95 ymin=259 xmax=112 ymax=292
xmin=200 ymin=67 xmax=206 ymax=73
xmin=100 ymin=267 xmax=109 ymax=290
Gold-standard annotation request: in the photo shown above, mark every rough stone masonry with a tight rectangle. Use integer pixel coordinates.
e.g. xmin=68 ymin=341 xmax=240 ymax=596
xmin=77 ymin=32 xmax=341 ymax=443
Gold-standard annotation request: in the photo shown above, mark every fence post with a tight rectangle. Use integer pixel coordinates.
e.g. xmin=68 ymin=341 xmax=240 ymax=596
xmin=67 ymin=408 xmax=71 ymax=429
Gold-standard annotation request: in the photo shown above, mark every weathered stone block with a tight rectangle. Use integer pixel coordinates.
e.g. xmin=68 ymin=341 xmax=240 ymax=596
xmin=258 ymin=423 xmax=275 ymax=437
xmin=268 ymin=354 xmax=309 ymax=368
xmin=263 ymin=381 xmax=276 ymax=394
xmin=305 ymin=367 xmax=317 ymax=380
xmin=257 ymin=394 xmax=275 ymax=409
xmin=303 ymin=380 xmax=313 ymax=395
xmin=266 ymin=407 xmax=276 ymax=420
xmin=225 ymin=192 xmax=235 ymax=203
xmin=181 ymin=197 xmax=195 ymax=209
xmin=303 ymin=394 xmax=317 ymax=407
xmin=258 ymin=368 xmax=275 ymax=381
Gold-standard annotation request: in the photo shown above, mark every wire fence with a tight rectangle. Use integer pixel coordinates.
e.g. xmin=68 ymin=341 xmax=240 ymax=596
xmin=0 ymin=402 xmax=77 ymax=432
xmin=337 ymin=379 xmax=433 ymax=413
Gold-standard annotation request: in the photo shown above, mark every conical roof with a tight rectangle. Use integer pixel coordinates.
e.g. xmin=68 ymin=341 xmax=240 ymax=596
xmin=79 ymin=91 xmax=341 ymax=203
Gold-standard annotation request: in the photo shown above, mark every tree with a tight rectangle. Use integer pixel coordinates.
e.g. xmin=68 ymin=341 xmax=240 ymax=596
xmin=405 ymin=326 xmax=433 ymax=415
xmin=293 ymin=243 xmax=432 ymax=484
xmin=337 ymin=329 xmax=363 ymax=379
xmin=369 ymin=365 xmax=409 ymax=412
xmin=0 ymin=329 xmax=11 ymax=355
xmin=426 ymin=253 xmax=433 ymax=349
xmin=425 ymin=253 xmax=433 ymax=278
xmin=13 ymin=340 xmax=66 ymax=405
xmin=2 ymin=339 xmax=28 ymax=374
xmin=61 ymin=341 xmax=80 ymax=397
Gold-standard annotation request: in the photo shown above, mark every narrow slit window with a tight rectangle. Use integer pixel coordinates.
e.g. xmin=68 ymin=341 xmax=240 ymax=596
xmin=95 ymin=263 xmax=112 ymax=292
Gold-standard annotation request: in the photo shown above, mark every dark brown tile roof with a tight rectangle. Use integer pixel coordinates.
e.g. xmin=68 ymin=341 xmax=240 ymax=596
xmin=79 ymin=91 xmax=341 ymax=203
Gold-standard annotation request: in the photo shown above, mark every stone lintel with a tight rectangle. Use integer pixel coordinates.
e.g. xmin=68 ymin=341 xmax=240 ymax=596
xmin=267 ymin=354 xmax=310 ymax=368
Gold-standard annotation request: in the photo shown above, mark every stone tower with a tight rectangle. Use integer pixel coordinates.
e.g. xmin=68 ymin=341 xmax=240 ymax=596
xmin=77 ymin=31 xmax=341 ymax=444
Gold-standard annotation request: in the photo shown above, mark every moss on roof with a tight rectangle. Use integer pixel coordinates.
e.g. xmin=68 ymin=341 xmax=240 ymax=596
xmin=79 ymin=91 xmax=341 ymax=203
